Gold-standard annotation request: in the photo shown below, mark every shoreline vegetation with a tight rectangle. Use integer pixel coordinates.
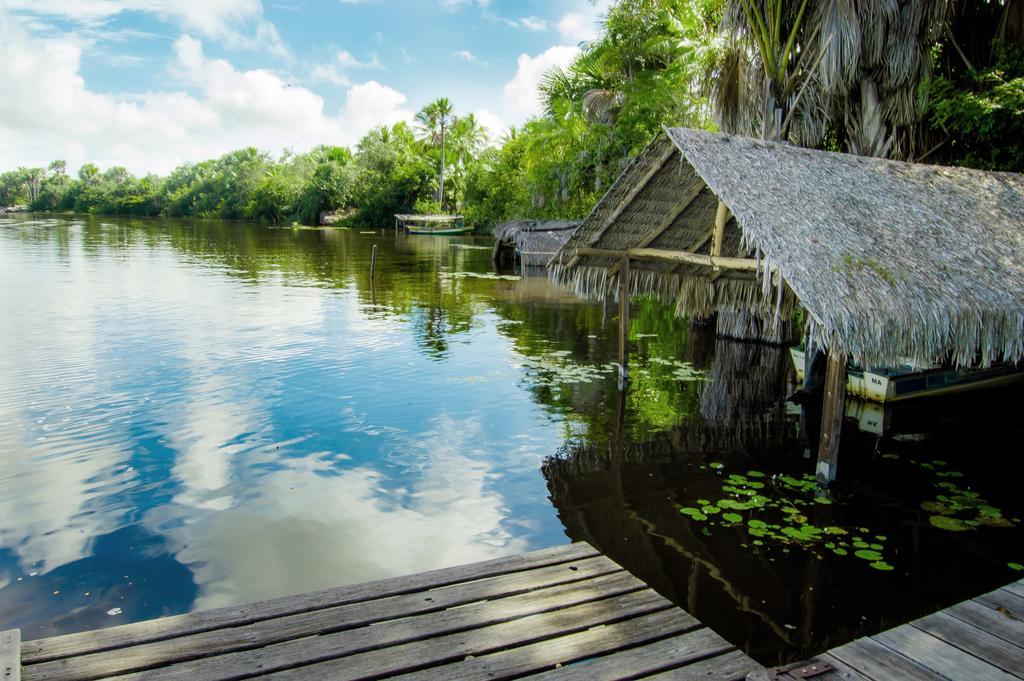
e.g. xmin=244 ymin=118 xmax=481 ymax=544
xmin=1 ymin=1 xmax=1021 ymax=232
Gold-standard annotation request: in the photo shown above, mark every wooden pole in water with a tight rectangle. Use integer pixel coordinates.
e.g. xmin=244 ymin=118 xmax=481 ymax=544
xmin=816 ymin=353 xmax=847 ymax=484
xmin=618 ymin=256 xmax=630 ymax=390
xmin=370 ymin=244 xmax=377 ymax=280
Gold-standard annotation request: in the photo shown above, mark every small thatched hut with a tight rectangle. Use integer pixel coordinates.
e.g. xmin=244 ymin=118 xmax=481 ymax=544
xmin=493 ymin=219 xmax=579 ymax=269
xmin=551 ymin=128 xmax=1024 ymax=370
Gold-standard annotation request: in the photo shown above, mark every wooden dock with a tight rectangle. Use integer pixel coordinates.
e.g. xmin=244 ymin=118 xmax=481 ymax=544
xmin=6 ymin=541 xmax=1024 ymax=681
xmin=3 ymin=542 xmax=760 ymax=680
xmin=763 ymin=577 xmax=1024 ymax=681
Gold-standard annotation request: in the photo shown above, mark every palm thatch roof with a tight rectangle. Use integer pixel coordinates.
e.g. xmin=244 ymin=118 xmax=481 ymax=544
xmin=493 ymin=219 xmax=579 ymax=268
xmin=552 ymin=128 xmax=1024 ymax=368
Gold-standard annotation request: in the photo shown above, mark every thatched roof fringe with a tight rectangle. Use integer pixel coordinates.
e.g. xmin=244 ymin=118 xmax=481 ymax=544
xmin=549 ymin=261 xmax=796 ymax=322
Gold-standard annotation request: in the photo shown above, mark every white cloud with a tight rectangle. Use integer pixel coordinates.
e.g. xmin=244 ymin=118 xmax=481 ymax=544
xmin=341 ymin=80 xmax=413 ymax=133
xmin=336 ymin=49 xmax=382 ymax=69
xmin=556 ymin=0 xmax=610 ymax=44
xmin=518 ymin=16 xmax=547 ymax=31
xmin=309 ymin=63 xmax=351 ymax=87
xmin=309 ymin=49 xmax=380 ymax=87
xmin=503 ymin=45 xmax=580 ymax=120
xmin=451 ymin=49 xmax=486 ymax=66
xmin=0 ymin=0 xmax=288 ymax=55
xmin=0 ymin=17 xmax=412 ymax=174
xmin=473 ymin=108 xmax=505 ymax=144
xmin=439 ymin=0 xmax=490 ymax=10
xmin=145 ymin=417 xmax=528 ymax=610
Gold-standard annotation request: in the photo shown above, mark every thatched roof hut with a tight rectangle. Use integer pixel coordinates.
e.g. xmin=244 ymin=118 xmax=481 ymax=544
xmin=551 ymin=128 xmax=1024 ymax=368
xmin=493 ymin=219 xmax=579 ymax=268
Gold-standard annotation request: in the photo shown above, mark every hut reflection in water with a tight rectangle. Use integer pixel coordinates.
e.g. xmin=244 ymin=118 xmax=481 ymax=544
xmin=541 ymin=339 xmax=1024 ymax=666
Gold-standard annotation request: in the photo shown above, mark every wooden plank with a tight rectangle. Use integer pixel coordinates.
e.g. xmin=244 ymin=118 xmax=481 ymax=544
xmin=1 ymin=629 xmax=19 ymax=681
xmin=1003 ymin=581 xmax=1024 ymax=600
xmin=873 ymin=625 xmax=1019 ymax=681
xmin=640 ymin=649 xmax=759 ymax=680
xmin=522 ymin=629 xmax=746 ymax=680
xmin=576 ymin=247 xmax=763 ymax=272
xmin=256 ymin=590 xmax=674 ymax=681
xmin=946 ymin=599 xmax=1024 ymax=648
xmin=566 ymin=143 xmax=676 ymax=269
xmin=828 ymin=637 xmax=945 ymax=681
xmin=815 ymin=654 xmax=876 ymax=681
xmin=975 ymin=587 xmax=1024 ymax=616
xmin=816 ymin=353 xmax=846 ymax=484
xmin=23 ymin=556 xmax=625 ymax=681
xmin=912 ymin=611 xmax=1024 ymax=678
xmin=99 ymin=574 xmax=660 ymax=681
xmin=22 ymin=542 xmax=598 ymax=664
xmin=388 ymin=610 xmax=709 ymax=681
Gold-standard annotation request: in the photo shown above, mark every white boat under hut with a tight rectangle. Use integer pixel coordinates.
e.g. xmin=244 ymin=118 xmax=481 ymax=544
xmin=550 ymin=127 xmax=1024 ymax=482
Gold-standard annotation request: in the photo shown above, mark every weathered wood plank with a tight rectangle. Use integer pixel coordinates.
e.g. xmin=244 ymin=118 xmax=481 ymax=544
xmin=828 ymin=636 xmax=945 ymax=681
xmin=256 ymin=590 xmax=674 ymax=681
xmin=873 ymin=625 xmax=1019 ymax=681
xmin=946 ymin=598 xmax=1024 ymax=648
xmin=22 ymin=556 xmax=625 ymax=681
xmin=102 ymin=574 xmax=661 ymax=681
xmin=22 ymin=541 xmax=598 ymax=664
xmin=815 ymin=654 xmax=876 ymax=681
xmin=912 ymin=611 xmax=1024 ymax=678
xmin=639 ymin=649 xmax=759 ymax=680
xmin=1 ymin=629 xmax=19 ymax=681
xmin=523 ymin=629 xmax=749 ymax=681
xmin=388 ymin=610 xmax=708 ymax=681
xmin=1003 ymin=580 xmax=1024 ymax=600
xmin=975 ymin=587 xmax=1024 ymax=616
xmin=577 ymin=247 xmax=763 ymax=272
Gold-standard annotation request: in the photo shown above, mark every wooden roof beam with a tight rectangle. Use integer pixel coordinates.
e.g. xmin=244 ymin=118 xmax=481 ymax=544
xmin=576 ymin=246 xmax=766 ymax=272
xmin=565 ymin=143 xmax=677 ymax=269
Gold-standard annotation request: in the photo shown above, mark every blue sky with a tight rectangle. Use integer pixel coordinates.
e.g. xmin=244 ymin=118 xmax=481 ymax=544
xmin=0 ymin=0 xmax=609 ymax=175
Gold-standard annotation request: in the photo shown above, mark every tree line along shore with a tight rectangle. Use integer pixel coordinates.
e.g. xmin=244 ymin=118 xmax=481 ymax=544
xmin=1 ymin=1 xmax=1020 ymax=231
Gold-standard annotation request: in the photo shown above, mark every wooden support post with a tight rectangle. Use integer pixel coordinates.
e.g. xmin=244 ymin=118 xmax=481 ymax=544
xmin=711 ymin=200 xmax=729 ymax=258
xmin=816 ymin=353 xmax=847 ymax=485
xmin=1 ymin=628 xmax=20 ymax=681
xmin=618 ymin=257 xmax=630 ymax=390
xmin=370 ymin=244 xmax=377 ymax=280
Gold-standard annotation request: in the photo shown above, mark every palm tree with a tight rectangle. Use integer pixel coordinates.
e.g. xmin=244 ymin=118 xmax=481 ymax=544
xmin=446 ymin=113 xmax=489 ymax=208
xmin=712 ymin=0 xmax=952 ymax=158
xmin=415 ymin=97 xmax=456 ymax=210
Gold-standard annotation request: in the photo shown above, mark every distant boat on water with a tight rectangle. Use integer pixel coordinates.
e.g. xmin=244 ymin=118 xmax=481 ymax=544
xmin=394 ymin=213 xmax=473 ymax=235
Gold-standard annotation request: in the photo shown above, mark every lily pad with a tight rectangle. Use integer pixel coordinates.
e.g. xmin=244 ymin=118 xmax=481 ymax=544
xmin=854 ymin=549 xmax=883 ymax=562
xmin=929 ymin=515 xmax=970 ymax=532
xmin=679 ymin=507 xmax=708 ymax=521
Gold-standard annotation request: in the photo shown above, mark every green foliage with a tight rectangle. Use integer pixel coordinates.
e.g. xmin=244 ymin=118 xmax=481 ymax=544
xmin=924 ymin=44 xmax=1024 ymax=172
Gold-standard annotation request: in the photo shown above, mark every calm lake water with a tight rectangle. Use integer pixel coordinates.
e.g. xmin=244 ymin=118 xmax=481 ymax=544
xmin=1 ymin=214 xmax=1022 ymax=664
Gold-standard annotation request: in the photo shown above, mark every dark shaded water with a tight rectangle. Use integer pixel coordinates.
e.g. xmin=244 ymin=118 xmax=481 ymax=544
xmin=1 ymin=215 xmax=1021 ymax=664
